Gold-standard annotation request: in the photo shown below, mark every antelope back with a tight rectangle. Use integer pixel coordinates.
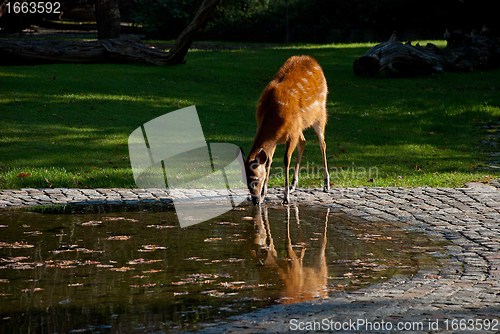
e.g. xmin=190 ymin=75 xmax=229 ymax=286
xmin=256 ymin=55 xmax=328 ymax=131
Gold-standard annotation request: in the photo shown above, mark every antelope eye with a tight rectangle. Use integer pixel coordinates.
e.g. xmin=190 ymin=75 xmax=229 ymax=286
xmin=248 ymin=176 xmax=259 ymax=190
xmin=250 ymin=161 xmax=259 ymax=170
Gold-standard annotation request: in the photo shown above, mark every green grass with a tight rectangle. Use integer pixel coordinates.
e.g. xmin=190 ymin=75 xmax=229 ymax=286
xmin=0 ymin=42 xmax=499 ymax=189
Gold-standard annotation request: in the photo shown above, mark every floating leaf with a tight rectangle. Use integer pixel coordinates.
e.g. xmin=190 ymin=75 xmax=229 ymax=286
xmin=130 ymin=283 xmax=156 ymax=288
xmin=184 ymin=256 xmax=211 ymax=262
xmin=50 ymin=248 xmax=76 ymax=254
xmin=204 ymin=237 xmax=222 ymax=242
xmin=189 ymin=273 xmax=221 ymax=280
xmin=138 ymin=245 xmax=166 ymax=252
xmin=146 ymin=224 xmax=176 ymax=229
xmin=106 ymin=235 xmax=131 ymax=241
xmin=110 ymin=266 xmax=133 ymax=272
xmin=232 ymin=238 xmax=246 ymax=242
xmin=81 ymin=220 xmax=102 ymax=227
xmin=76 ymin=248 xmax=103 ymax=254
xmin=104 ymin=217 xmax=139 ymax=223
xmin=6 ymin=262 xmax=39 ymax=270
xmin=132 ymin=275 xmax=147 ymax=279
xmin=172 ymin=281 xmax=188 ymax=286
xmin=173 ymin=291 xmax=189 ymax=296
xmin=127 ymin=258 xmax=162 ymax=265
xmin=142 ymin=269 xmax=163 ymax=274
xmin=23 ymin=231 xmax=42 ymax=236
xmin=220 ymin=281 xmax=246 ymax=287
xmin=203 ymin=290 xmax=225 ymax=297
xmin=0 ymin=242 xmax=34 ymax=249
xmin=45 ymin=260 xmax=78 ymax=269
xmin=0 ymin=256 xmax=30 ymax=263
xmin=21 ymin=288 xmax=43 ymax=293
xmin=217 ymin=221 xmax=239 ymax=226
xmin=226 ymin=258 xmax=244 ymax=263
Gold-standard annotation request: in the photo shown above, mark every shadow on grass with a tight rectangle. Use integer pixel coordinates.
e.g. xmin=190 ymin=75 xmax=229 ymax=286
xmin=0 ymin=45 xmax=498 ymax=188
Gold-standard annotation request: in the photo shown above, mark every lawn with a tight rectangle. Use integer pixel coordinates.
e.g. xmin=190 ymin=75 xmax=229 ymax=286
xmin=0 ymin=41 xmax=499 ymax=189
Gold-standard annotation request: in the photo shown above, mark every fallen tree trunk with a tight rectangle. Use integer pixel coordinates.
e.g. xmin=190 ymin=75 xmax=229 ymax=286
xmin=354 ymin=28 xmax=500 ymax=77
xmin=0 ymin=0 xmax=220 ymax=65
xmin=0 ymin=38 xmax=172 ymax=65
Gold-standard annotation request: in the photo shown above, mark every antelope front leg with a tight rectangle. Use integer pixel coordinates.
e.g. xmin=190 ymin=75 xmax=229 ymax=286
xmin=261 ymin=159 xmax=272 ymax=202
xmin=291 ymin=135 xmax=306 ymax=193
xmin=313 ymin=122 xmax=330 ymax=192
xmin=321 ymin=138 xmax=330 ymax=191
xmin=283 ymin=139 xmax=298 ymax=204
xmin=261 ymin=147 xmax=276 ymax=203
xmin=283 ymin=171 xmax=290 ymax=204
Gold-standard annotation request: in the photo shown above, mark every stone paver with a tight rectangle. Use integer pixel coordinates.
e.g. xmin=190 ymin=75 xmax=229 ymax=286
xmin=197 ymin=185 xmax=499 ymax=333
xmin=0 ymin=184 xmax=499 ymax=333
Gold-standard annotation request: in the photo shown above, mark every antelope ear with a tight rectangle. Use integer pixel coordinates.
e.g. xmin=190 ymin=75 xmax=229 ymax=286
xmin=256 ymin=148 xmax=268 ymax=165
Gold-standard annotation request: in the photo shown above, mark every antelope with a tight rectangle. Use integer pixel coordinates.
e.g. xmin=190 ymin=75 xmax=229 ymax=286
xmin=245 ymin=55 xmax=330 ymax=205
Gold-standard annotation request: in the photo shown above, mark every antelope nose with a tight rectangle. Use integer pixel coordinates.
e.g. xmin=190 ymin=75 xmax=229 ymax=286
xmin=251 ymin=195 xmax=261 ymax=205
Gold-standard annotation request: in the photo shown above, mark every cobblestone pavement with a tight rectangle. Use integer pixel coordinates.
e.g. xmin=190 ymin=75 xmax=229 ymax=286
xmin=0 ymin=185 xmax=499 ymax=333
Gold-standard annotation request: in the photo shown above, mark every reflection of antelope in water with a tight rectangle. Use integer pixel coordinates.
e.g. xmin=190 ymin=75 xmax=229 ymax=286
xmin=252 ymin=205 xmax=329 ymax=303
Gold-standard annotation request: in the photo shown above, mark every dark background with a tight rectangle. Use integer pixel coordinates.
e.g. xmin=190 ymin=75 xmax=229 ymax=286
xmin=1 ymin=0 xmax=498 ymax=42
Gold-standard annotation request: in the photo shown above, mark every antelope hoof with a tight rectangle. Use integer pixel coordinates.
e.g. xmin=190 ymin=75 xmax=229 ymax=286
xmin=251 ymin=195 xmax=264 ymax=205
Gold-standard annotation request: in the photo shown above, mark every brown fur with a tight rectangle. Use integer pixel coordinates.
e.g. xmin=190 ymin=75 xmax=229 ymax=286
xmin=246 ymin=55 xmax=330 ymax=204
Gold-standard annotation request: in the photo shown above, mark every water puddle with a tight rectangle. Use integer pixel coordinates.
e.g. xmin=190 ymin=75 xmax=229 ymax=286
xmin=0 ymin=204 xmax=446 ymax=332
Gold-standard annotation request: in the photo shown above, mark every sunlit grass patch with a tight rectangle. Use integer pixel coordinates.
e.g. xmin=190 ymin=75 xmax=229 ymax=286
xmin=0 ymin=42 xmax=498 ymax=189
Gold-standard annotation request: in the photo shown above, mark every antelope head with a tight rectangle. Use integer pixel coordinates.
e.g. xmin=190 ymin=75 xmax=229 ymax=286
xmin=245 ymin=148 xmax=268 ymax=205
